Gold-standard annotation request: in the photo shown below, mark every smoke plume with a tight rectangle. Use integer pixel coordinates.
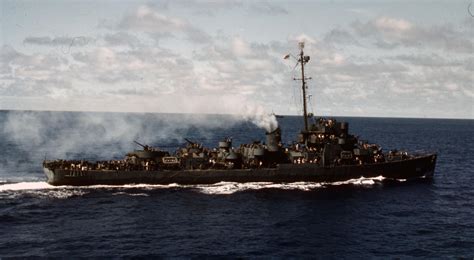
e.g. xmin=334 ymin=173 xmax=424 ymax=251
xmin=241 ymin=105 xmax=279 ymax=133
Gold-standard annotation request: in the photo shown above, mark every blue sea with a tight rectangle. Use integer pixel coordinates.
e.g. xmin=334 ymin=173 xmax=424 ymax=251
xmin=0 ymin=110 xmax=473 ymax=258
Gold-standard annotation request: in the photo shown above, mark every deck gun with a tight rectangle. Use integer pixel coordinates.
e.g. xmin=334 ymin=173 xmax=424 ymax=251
xmin=134 ymin=140 xmax=150 ymax=151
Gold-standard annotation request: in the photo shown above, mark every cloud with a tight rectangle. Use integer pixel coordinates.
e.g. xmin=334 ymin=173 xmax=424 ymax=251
xmin=2 ymin=35 xmax=286 ymax=116
xmin=192 ymin=36 xmax=288 ymax=104
xmin=2 ymin=4 xmax=473 ymax=119
xmin=323 ymin=28 xmax=360 ymax=46
xmin=292 ymin=34 xmax=317 ymax=45
xmin=23 ymin=36 xmax=94 ymax=47
xmin=281 ymin=17 xmax=473 ymax=118
xmin=103 ymin=32 xmax=141 ymax=48
xmin=0 ymin=45 xmax=72 ymax=98
xmin=150 ymin=0 xmax=287 ymax=16
xmin=389 ymin=54 xmax=464 ymax=67
xmin=351 ymin=16 xmax=473 ymax=53
xmin=375 ymin=16 xmax=413 ymax=32
xmin=168 ymin=0 xmax=244 ymax=16
xmin=115 ymin=5 xmax=211 ymax=43
xmin=250 ymin=1 xmax=288 ymax=15
xmin=352 ymin=17 xmax=413 ymax=37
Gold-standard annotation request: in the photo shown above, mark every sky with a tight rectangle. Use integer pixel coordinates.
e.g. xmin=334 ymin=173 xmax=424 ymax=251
xmin=0 ymin=0 xmax=473 ymax=118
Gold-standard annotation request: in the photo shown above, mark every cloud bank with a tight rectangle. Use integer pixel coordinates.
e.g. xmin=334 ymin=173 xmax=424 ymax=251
xmin=1 ymin=3 xmax=472 ymax=119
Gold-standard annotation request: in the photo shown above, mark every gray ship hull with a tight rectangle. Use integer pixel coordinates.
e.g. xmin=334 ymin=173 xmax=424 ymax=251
xmin=44 ymin=154 xmax=436 ymax=186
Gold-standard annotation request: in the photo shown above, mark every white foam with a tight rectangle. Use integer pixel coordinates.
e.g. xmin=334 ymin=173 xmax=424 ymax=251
xmin=0 ymin=181 xmax=57 ymax=191
xmin=0 ymin=182 xmax=88 ymax=199
xmin=195 ymin=181 xmax=326 ymax=195
xmin=0 ymin=182 xmax=186 ymax=199
xmin=194 ymin=176 xmax=385 ymax=194
xmin=0 ymin=176 xmax=387 ymax=196
xmin=330 ymin=176 xmax=385 ymax=186
xmin=112 ymin=191 xmax=150 ymax=197
xmin=27 ymin=189 xmax=87 ymax=199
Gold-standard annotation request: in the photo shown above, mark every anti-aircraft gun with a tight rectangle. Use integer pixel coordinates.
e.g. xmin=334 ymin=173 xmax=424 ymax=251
xmin=126 ymin=141 xmax=181 ymax=170
xmin=126 ymin=141 xmax=170 ymax=162
xmin=179 ymin=138 xmax=210 ymax=170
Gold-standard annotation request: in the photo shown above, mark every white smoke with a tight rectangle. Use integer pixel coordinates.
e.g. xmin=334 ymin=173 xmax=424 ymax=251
xmin=0 ymin=108 xmax=281 ymax=182
xmin=241 ymin=105 xmax=279 ymax=133
xmin=1 ymin=111 xmax=242 ymax=160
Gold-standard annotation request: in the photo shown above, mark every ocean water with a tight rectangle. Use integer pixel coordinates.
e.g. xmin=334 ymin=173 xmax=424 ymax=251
xmin=0 ymin=110 xmax=473 ymax=258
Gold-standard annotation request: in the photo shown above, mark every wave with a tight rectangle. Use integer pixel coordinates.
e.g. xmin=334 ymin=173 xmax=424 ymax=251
xmin=0 ymin=176 xmax=388 ymax=196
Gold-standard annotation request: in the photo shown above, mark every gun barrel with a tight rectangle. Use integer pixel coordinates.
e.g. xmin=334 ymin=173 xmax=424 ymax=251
xmin=134 ymin=140 xmax=146 ymax=148
xmin=184 ymin=138 xmax=195 ymax=145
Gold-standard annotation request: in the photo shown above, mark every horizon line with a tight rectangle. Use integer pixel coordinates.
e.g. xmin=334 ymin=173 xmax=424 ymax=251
xmin=1 ymin=108 xmax=472 ymax=121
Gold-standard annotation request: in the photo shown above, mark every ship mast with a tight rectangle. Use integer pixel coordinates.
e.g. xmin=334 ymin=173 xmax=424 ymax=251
xmin=294 ymin=42 xmax=311 ymax=132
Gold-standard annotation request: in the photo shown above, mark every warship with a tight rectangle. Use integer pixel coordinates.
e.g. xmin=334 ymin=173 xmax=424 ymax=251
xmin=43 ymin=42 xmax=437 ymax=186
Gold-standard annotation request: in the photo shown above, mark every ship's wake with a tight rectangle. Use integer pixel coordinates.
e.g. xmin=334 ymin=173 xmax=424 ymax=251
xmin=195 ymin=176 xmax=386 ymax=195
xmin=0 ymin=176 xmax=392 ymax=198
